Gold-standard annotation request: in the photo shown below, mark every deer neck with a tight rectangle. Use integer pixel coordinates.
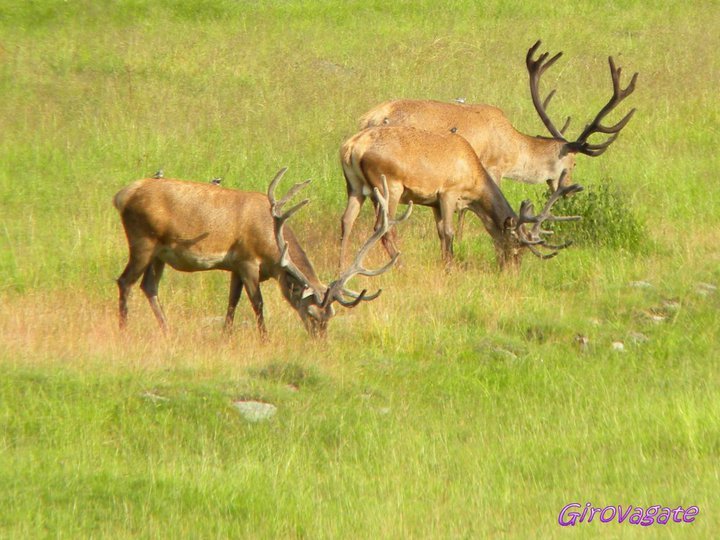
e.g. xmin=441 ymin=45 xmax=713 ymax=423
xmin=466 ymin=182 xmax=517 ymax=245
xmin=504 ymin=134 xmax=569 ymax=185
xmin=276 ymin=229 xmax=327 ymax=296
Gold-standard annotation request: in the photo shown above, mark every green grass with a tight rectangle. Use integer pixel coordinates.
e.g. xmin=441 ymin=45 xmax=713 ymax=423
xmin=1 ymin=0 xmax=719 ymax=537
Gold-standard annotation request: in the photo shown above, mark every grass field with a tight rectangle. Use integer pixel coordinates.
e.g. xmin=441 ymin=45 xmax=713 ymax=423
xmin=1 ymin=0 xmax=719 ymax=537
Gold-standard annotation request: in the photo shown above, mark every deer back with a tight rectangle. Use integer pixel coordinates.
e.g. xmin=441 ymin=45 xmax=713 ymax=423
xmin=360 ymin=100 xmax=523 ymax=175
xmin=114 ymin=178 xmax=323 ymax=289
xmin=359 ymin=99 xmax=572 ymax=185
xmin=345 ymin=126 xmax=497 ymax=198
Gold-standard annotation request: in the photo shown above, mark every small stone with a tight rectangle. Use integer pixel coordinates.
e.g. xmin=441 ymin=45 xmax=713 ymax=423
xmin=611 ymin=341 xmax=625 ymax=352
xmin=643 ymin=311 xmax=666 ymax=323
xmin=491 ymin=347 xmax=518 ymax=360
xmin=628 ymin=331 xmax=649 ymax=344
xmin=201 ymin=316 xmax=226 ymax=327
xmin=661 ymin=299 xmax=681 ymax=311
xmin=696 ymin=282 xmax=717 ymax=296
xmin=233 ymin=400 xmax=277 ymax=422
xmin=629 ymin=280 xmax=653 ymax=289
xmin=141 ymin=391 xmax=169 ymax=402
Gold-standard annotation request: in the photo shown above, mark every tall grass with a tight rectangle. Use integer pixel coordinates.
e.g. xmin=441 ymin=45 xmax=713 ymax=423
xmin=1 ymin=0 xmax=719 ymax=537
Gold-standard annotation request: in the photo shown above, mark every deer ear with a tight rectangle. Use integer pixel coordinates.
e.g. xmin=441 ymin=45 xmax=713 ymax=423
xmin=504 ymin=216 xmax=517 ymax=230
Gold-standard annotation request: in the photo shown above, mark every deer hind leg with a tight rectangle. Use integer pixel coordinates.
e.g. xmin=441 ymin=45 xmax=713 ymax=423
xmin=140 ymin=258 xmax=168 ymax=332
xmin=116 ymin=239 xmax=157 ymax=330
xmin=224 ymin=272 xmax=244 ymax=332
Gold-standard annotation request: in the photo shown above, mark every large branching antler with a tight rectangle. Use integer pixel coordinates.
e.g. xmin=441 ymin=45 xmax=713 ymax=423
xmin=571 ymin=56 xmax=638 ymax=156
xmin=526 ymin=40 xmax=638 ymax=155
xmin=516 ymin=170 xmax=584 ymax=259
xmin=268 ymin=167 xmax=321 ymax=302
xmin=322 ymin=175 xmax=413 ymax=308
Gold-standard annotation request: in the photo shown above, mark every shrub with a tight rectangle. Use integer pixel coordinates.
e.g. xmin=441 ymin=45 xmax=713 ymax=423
xmin=545 ymin=182 xmax=648 ymax=252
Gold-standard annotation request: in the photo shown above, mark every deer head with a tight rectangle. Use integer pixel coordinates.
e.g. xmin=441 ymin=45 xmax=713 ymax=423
xmin=269 ymin=169 xmax=412 ymax=337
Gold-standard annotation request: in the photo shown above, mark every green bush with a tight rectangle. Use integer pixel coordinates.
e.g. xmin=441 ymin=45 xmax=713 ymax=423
xmin=546 ymin=182 xmax=648 ymax=252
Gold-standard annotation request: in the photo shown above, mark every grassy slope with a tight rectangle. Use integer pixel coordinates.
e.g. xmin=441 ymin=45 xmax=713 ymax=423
xmin=1 ymin=0 xmax=719 ymax=537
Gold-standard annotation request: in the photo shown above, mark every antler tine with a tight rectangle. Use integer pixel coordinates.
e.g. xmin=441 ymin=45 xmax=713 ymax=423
xmin=517 ymin=199 xmax=538 ymax=226
xmin=267 ymin=167 xmax=288 ymax=205
xmin=525 ymin=243 xmax=559 ymax=260
xmin=531 ymin=183 xmax=583 ymax=233
xmin=527 ymin=40 xmax=567 ymax=140
xmin=268 ymin=168 xmax=312 ymax=221
xmin=542 ymin=240 xmax=574 ymax=250
xmin=332 ymin=289 xmax=373 ymax=308
xmin=323 ymin=175 xmax=411 ymax=308
xmin=267 ymin=167 xmax=321 ymax=301
xmin=573 ymin=56 xmax=638 ymax=155
xmin=560 ymin=116 xmax=572 ymax=136
xmin=517 ymin=171 xmax=583 ymax=256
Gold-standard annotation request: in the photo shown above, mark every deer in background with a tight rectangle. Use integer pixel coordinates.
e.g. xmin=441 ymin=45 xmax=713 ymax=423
xmin=114 ymin=168 xmax=410 ymax=338
xmin=340 ymin=125 xmax=582 ymax=269
xmin=360 ymin=40 xmax=637 ymax=236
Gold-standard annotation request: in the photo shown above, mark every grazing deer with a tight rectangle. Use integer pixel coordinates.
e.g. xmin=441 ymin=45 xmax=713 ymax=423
xmin=360 ymin=40 xmax=636 ymax=235
xmin=114 ymin=168 xmax=410 ymax=338
xmin=340 ymin=125 xmax=582 ymax=268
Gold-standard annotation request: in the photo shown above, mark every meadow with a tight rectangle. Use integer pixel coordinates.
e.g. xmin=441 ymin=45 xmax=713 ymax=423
xmin=1 ymin=0 xmax=719 ymax=537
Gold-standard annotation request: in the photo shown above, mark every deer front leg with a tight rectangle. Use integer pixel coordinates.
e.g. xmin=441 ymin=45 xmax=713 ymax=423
xmin=224 ymin=272 xmax=244 ymax=332
xmin=438 ymin=195 xmax=456 ymax=264
xmin=432 ymin=206 xmax=446 ymax=255
xmin=456 ymin=209 xmax=469 ymax=242
xmin=339 ymin=190 xmax=367 ymax=270
xmin=374 ymin=183 xmax=402 ymax=260
xmin=240 ymin=265 xmax=267 ymax=339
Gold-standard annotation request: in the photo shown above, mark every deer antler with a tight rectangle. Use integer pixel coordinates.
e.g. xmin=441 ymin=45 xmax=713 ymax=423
xmin=570 ymin=57 xmax=638 ymax=156
xmin=526 ymin=40 xmax=570 ymax=140
xmin=267 ymin=167 xmax=321 ymax=302
xmin=527 ymin=40 xmax=638 ymax=155
xmin=322 ymin=175 xmax=413 ymax=308
xmin=516 ymin=170 xmax=583 ymax=258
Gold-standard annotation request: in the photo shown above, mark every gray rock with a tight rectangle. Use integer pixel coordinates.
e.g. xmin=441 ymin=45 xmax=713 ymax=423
xmin=696 ymin=282 xmax=717 ymax=296
xmin=233 ymin=400 xmax=277 ymax=422
xmin=628 ymin=331 xmax=649 ymax=344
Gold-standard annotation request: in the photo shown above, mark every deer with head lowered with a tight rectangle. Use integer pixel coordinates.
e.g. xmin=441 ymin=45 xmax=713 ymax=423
xmin=114 ymin=168 xmax=410 ymax=338
xmin=340 ymin=125 xmax=582 ymax=269
xmin=360 ymin=40 xmax=637 ymax=236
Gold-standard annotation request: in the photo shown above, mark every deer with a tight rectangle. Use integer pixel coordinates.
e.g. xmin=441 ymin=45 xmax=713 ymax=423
xmin=339 ymin=125 xmax=582 ymax=269
xmin=360 ymin=40 xmax=637 ymax=237
xmin=114 ymin=167 xmax=411 ymax=338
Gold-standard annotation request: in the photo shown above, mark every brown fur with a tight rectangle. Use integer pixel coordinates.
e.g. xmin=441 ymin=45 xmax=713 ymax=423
xmin=339 ymin=126 xmax=522 ymax=269
xmin=114 ymin=178 xmax=329 ymax=336
xmin=360 ymin=99 xmax=575 ymax=189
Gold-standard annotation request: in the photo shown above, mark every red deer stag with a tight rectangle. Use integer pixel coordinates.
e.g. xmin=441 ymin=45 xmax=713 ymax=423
xmin=360 ymin=40 xmax=636 ymax=235
xmin=114 ymin=168 xmax=409 ymax=338
xmin=340 ymin=126 xmax=582 ymax=268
